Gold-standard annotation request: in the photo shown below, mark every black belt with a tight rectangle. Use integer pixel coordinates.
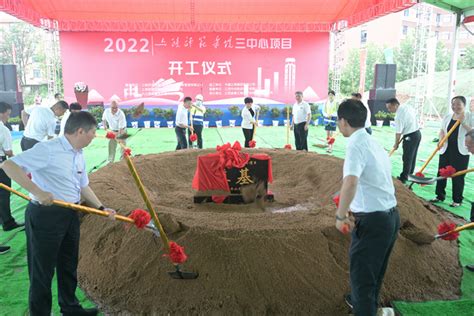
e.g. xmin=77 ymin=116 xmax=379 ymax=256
xmin=353 ymin=206 xmax=398 ymax=218
xmin=31 ymin=200 xmax=80 ymax=206
xmin=404 ymin=130 xmax=420 ymax=137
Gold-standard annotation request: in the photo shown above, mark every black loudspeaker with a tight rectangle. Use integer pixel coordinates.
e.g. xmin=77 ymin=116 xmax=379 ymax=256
xmin=373 ymin=64 xmax=397 ymax=89
xmin=369 ymin=88 xmax=396 ymax=101
xmin=2 ymin=64 xmax=18 ymax=92
xmin=368 ymin=99 xmax=388 ymax=125
xmin=385 ymin=64 xmax=397 ymax=89
xmin=11 ymin=103 xmax=24 ymax=117
xmin=373 ymin=64 xmax=388 ymax=89
xmin=0 ymin=91 xmax=17 ymax=105
xmin=0 ymin=65 xmax=5 ymax=91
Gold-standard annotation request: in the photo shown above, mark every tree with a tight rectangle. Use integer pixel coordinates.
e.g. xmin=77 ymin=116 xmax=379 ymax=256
xmin=393 ymin=37 xmax=415 ymax=82
xmin=363 ymin=43 xmax=385 ymax=91
xmin=0 ymin=23 xmax=41 ymax=86
xmin=458 ymin=44 xmax=474 ymax=69
xmin=435 ymin=41 xmax=450 ymax=72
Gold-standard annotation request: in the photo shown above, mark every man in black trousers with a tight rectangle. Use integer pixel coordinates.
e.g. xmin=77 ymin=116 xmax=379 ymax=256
xmin=175 ymin=97 xmax=193 ymax=150
xmin=386 ymin=98 xmax=421 ymax=184
xmin=1 ymin=112 xmax=115 ymax=316
xmin=290 ymin=91 xmax=311 ymax=151
xmin=464 ymin=129 xmax=474 ymax=272
xmin=336 ymin=99 xmax=399 ymax=316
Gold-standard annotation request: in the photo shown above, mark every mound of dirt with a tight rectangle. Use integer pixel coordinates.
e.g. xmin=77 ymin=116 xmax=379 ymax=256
xmin=78 ymin=149 xmax=462 ymax=315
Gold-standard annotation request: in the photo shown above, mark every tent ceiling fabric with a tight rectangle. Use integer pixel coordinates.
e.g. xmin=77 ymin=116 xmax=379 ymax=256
xmin=0 ymin=0 xmax=415 ymax=32
xmin=423 ymin=0 xmax=473 ymax=13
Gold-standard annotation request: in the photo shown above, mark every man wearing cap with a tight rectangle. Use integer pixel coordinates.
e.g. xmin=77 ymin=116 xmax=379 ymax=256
xmin=188 ymin=94 xmax=206 ymax=149
xmin=21 ymin=101 xmax=69 ymax=151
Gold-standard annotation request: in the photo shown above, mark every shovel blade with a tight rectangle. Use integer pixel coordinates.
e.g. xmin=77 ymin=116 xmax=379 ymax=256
xmin=168 ymin=270 xmax=199 ymax=279
xmin=407 ymin=174 xmax=437 ymax=185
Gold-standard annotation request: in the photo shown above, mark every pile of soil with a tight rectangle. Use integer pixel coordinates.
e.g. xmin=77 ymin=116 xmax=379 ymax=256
xmin=78 ymin=149 xmax=463 ymax=315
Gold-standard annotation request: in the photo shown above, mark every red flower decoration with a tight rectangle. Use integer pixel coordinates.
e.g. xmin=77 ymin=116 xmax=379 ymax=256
xmin=341 ymin=224 xmax=350 ymax=234
xmin=284 ymin=144 xmax=292 ymax=150
xmin=328 ymin=137 xmax=335 ymax=145
xmin=439 ymin=165 xmax=456 ymax=178
xmin=189 ymin=133 xmax=198 ymax=142
xmin=123 ymin=148 xmax=132 ymax=157
xmin=437 ymin=221 xmax=459 ymax=241
xmin=164 ymin=241 xmax=188 ymax=264
xmin=333 ymin=194 xmax=340 ymax=207
xmin=128 ymin=209 xmax=151 ymax=229
xmin=249 ymin=140 xmax=256 ymax=148
xmin=106 ymin=131 xmax=116 ymax=139
xmin=415 ymin=172 xmax=425 ymax=178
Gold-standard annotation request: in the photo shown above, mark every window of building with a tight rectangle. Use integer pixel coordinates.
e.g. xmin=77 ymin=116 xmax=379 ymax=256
xmin=441 ymin=32 xmax=451 ymax=40
xmin=404 ymin=9 xmax=410 ymax=17
xmin=435 ymin=31 xmax=439 ymax=39
xmin=436 ymin=13 xmax=441 ymax=24
xmin=459 ymin=31 xmax=469 ymax=39
xmin=402 ymin=25 xmax=408 ymax=36
xmin=443 ymin=15 xmax=452 ymax=23
xmin=360 ymin=30 xmax=367 ymax=45
xmin=459 ymin=48 xmax=466 ymax=57
xmin=33 ymin=69 xmax=41 ymax=78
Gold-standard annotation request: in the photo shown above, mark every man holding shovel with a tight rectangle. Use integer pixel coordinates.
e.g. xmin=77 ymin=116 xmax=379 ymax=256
xmin=464 ymin=129 xmax=474 ymax=272
xmin=0 ymin=112 xmax=113 ymax=316
xmin=102 ymin=100 xmax=127 ymax=162
xmin=386 ymin=98 xmax=421 ymax=184
xmin=336 ymin=99 xmax=399 ymax=316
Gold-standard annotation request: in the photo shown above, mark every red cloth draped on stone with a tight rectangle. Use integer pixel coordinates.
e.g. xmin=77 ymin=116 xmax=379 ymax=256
xmin=192 ymin=141 xmax=272 ymax=192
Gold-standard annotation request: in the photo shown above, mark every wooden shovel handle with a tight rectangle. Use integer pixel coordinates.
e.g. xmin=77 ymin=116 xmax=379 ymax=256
xmin=0 ymin=183 xmax=135 ymax=224
xmin=436 ymin=222 xmax=474 ymax=239
xmin=417 ymin=120 xmax=461 ymax=174
xmin=388 ymin=138 xmax=403 ymax=157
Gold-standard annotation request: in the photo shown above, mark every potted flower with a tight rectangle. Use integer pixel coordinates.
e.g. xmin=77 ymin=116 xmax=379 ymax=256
xmin=270 ymin=107 xmax=281 ymax=126
xmin=213 ymin=109 xmax=224 ymax=127
xmin=281 ymin=106 xmax=292 ymax=126
xmin=153 ymin=108 xmax=164 ymax=128
xmin=228 ymin=105 xmax=240 ymax=127
xmin=8 ymin=116 xmax=21 ymax=131
xmin=374 ymin=111 xmax=387 ymax=127
xmin=74 ymin=82 xmax=89 ymax=107
xmin=164 ymin=108 xmax=175 ymax=128
xmin=312 ymin=112 xmax=322 ymax=126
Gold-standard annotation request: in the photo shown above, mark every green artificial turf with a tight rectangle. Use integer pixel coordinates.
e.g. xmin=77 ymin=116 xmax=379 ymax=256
xmin=0 ymin=124 xmax=472 ymax=315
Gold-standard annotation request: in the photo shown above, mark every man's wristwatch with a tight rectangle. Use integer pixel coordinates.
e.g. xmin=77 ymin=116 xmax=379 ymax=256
xmin=336 ymin=214 xmax=348 ymax=221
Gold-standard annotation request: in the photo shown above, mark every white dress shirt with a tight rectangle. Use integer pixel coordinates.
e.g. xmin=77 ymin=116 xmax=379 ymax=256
xmin=102 ymin=108 xmax=126 ymax=131
xmin=10 ymin=136 xmax=89 ymax=203
xmin=175 ymin=104 xmax=189 ymax=127
xmin=343 ymin=128 xmax=397 ymax=213
xmin=395 ymin=104 xmax=419 ymax=135
xmin=439 ymin=113 xmax=472 ymax=156
xmin=241 ymin=106 xmax=256 ymax=129
xmin=363 ymin=102 xmax=371 ymax=128
xmin=0 ymin=121 xmax=12 ymax=156
xmin=59 ymin=110 xmax=71 ymax=137
xmin=24 ymin=106 xmax=57 ymax=141
xmin=292 ymin=101 xmax=311 ymax=124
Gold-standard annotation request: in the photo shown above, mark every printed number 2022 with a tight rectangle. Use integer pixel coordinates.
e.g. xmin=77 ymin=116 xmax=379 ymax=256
xmin=104 ymin=38 xmax=150 ymax=53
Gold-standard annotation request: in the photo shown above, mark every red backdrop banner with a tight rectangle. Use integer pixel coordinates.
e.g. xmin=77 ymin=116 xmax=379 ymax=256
xmin=60 ymin=32 xmax=329 ymax=105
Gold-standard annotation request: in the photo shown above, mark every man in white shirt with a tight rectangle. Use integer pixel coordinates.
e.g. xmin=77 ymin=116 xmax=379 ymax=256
xmin=175 ymin=97 xmax=193 ymax=150
xmin=386 ymin=98 xmax=421 ymax=184
xmin=0 ymin=102 xmax=24 ymax=232
xmin=21 ymin=101 xmax=69 ymax=151
xmin=336 ymin=99 xmax=399 ymax=316
xmin=102 ymin=101 xmax=127 ymax=162
xmin=290 ymin=91 xmax=311 ymax=151
xmin=1 ymin=111 xmax=111 ymax=316
xmin=59 ymin=102 xmax=82 ymax=137
xmin=351 ymin=93 xmax=372 ymax=135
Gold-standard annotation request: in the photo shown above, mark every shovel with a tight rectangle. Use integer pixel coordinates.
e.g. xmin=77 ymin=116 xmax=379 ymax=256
xmin=0 ymin=183 xmax=160 ymax=235
xmin=408 ymin=168 xmax=474 ymax=185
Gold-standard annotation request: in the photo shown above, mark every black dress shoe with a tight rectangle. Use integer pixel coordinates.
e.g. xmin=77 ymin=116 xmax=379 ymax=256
xmin=466 ymin=265 xmax=474 ymax=272
xmin=61 ymin=307 xmax=99 ymax=316
xmin=3 ymin=221 xmax=25 ymax=232
xmin=344 ymin=293 xmax=353 ymax=309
